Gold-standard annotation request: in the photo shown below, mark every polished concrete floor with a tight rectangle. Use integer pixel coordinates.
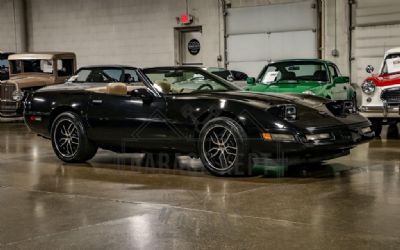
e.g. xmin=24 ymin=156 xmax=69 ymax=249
xmin=0 ymin=123 xmax=400 ymax=250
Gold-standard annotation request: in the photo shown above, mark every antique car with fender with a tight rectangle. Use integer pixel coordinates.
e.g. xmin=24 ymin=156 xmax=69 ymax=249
xmin=0 ymin=52 xmax=13 ymax=81
xmin=0 ymin=52 xmax=76 ymax=117
xmin=245 ymin=59 xmax=356 ymax=103
xmin=24 ymin=66 xmax=374 ymax=176
xmin=360 ymin=47 xmax=400 ymax=136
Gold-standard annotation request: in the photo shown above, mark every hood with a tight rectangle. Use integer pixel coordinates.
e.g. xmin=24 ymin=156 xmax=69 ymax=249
xmin=246 ymin=82 xmax=323 ymax=94
xmin=367 ymin=73 xmax=400 ymax=87
xmin=8 ymin=73 xmax=56 ymax=89
xmin=209 ymin=91 xmax=330 ymax=109
xmin=200 ymin=91 xmax=367 ymax=129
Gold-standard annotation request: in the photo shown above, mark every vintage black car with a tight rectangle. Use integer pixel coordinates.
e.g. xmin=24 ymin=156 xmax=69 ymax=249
xmin=0 ymin=52 xmax=13 ymax=81
xmin=24 ymin=66 xmax=374 ymax=176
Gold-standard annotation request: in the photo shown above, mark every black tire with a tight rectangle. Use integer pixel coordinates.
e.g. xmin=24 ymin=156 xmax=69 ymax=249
xmin=50 ymin=112 xmax=98 ymax=163
xmin=352 ymin=92 xmax=358 ymax=111
xmin=198 ymin=117 xmax=250 ymax=176
xmin=370 ymin=118 xmax=382 ymax=137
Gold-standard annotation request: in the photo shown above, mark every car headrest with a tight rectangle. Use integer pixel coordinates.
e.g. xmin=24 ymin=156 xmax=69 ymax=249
xmin=154 ymin=79 xmax=171 ymax=93
xmin=106 ymin=82 xmax=128 ymax=96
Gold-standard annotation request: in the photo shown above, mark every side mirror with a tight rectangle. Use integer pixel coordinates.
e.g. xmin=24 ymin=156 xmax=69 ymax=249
xmin=366 ymin=65 xmax=374 ymax=74
xmin=333 ymin=76 xmax=349 ymax=84
xmin=131 ymin=88 xmax=154 ymax=103
xmin=246 ymin=77 xmax=256 ymax=85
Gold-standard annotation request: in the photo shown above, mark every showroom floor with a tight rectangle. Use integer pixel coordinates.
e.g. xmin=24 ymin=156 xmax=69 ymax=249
xmin=0 ymin=123 xmax=399 ymax=250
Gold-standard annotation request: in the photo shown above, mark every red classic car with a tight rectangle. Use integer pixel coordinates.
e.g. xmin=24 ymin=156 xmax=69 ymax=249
xmin=360 ymin=47 xmax=400 ymax=136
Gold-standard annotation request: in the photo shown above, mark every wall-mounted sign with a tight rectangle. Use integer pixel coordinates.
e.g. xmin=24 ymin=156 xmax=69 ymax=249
xmin=179 ymin=14 xmax=193 ymax=25
xmin=188 ymin=39 xmax=200 ymax=55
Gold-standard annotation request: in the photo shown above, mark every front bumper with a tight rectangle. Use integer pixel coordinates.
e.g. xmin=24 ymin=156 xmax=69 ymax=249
xmin=250 ymin=122 xmax=374 ymax=163
xmin=359 ymin=105 xmax=400 ymax=118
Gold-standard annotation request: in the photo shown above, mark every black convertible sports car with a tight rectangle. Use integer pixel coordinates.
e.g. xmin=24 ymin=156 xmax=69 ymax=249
xmin=24 ymin=66 xmax=374 ymax=176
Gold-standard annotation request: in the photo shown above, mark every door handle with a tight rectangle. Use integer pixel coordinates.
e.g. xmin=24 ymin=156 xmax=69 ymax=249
xmin=343 ymin=86 xmax=347 ymax=90
xmin=92 ymin=99 xmax=103 ymax=104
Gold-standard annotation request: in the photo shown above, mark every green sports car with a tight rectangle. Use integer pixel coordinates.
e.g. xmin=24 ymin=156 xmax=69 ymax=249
xmin=245 ymin=59 xmax=355 ymax=102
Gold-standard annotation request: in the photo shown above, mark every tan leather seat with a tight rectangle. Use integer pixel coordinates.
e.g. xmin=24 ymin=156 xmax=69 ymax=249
xmin=106 ymin=82 xmax=128 ymax=96
xmin=154 ymin=80 xmax=171 ymax=94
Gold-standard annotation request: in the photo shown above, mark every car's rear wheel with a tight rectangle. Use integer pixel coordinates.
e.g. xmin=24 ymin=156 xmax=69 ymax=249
xmin=51 ymin=112 xmax=98 ymax=163
xmin=199 ymin=117 xmax=251 ymax=176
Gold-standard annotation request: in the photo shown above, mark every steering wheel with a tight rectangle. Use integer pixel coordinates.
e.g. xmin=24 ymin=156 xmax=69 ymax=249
xmin=196 ymin=83 xmax=213 ymax=91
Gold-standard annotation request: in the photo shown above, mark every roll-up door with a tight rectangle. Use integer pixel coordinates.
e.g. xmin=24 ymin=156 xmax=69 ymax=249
xmin=226 ymin=0 xmax=318 ymax=77
xmin=351 ymin=0 xmax=400 ymax=84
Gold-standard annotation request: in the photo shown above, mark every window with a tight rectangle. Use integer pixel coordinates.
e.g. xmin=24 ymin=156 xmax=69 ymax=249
xmin=328 ymin=64 xmax=342 ymax=79
xmin=143 ymin=68 xmax=238 ymax=94
xmin=123 ymin=69 xmax=140 ymax=83
xmin=69 ymin=68 xmax=123 ymax=83
xmin=0 ymin=59 xmax=8 ymax=68
xmin=10 ymin=60 xmax=54 ymax=74
xmin=10 ymin=61 xmax=22 ymax=74
xmin=57 ymin=59 xmax=74 ymax=77
xmin=0 ymin=59 xmax=9 ymax=76
xmin=382 ymin=53 xmax=400 ymax=74
xmin=259 ymin=62 xmax=329 ymax=83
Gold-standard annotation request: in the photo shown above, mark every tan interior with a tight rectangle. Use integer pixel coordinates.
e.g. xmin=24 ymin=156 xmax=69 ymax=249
xmin=86 ymin=82 xmax=146 ymax=96
xmin=154 ymin=80 xmax=171 ymax=93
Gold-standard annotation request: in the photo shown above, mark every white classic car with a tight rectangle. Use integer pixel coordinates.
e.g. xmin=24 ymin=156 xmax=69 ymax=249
xmin=359 ymin=47 xmax=400 ymax=136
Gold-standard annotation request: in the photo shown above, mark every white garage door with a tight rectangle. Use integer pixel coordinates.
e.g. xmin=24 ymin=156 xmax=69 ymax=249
xmin=226 ymin=0 xmax=318 ymax=77
xmin=351 ymin=0 xmax=400 ymax=85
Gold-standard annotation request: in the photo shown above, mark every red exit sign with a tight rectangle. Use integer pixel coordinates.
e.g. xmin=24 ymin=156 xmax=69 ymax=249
xmin=179 ymin=14 xmax=193 ymax=25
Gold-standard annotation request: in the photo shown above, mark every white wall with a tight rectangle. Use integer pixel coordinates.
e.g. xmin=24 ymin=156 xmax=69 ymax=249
xmin=0 ymin=0 xmax=26 ymax=53
xmin=26 ymin=0 xmax=222 ymax=68
xmin=321 ymin=0 xmax=350 ymax=76
xmin=0 ymin=0 xmax=357 ymax=75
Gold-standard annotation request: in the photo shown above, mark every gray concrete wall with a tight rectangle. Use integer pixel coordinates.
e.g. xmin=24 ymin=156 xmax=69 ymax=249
xmin=26 ymin=0 xmax=223 ymax=68
xmin=0 ymin=0 xmax=26 ymax=53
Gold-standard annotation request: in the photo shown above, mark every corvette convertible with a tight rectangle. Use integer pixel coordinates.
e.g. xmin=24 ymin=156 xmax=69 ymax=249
xmin=24 ymin=66 xmax=374 ymax=176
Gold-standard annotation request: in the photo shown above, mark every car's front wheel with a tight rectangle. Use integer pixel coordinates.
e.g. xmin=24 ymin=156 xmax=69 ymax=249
xmin=370 ymin=118 xmax=383 ymax=137
xmin=199 ymin=117 xmax=251 ymax=176
xmin=51 ymin=112 xmax=98 ymax=163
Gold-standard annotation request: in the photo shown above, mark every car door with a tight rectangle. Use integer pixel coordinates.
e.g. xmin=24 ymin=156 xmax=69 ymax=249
xmin=85 ymin=87 xmax=171 ymax=151
xmin=328 ymin=64 xmax=349 ymax=100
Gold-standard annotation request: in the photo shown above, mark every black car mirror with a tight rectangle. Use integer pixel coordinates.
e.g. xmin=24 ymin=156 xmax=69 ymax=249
xmin=365 ymin=65 xmax=374 ymax=74
xmin=333 ymin=76 xmax=349 ymax=84
xmin=131 ymin=88 xmax=154 ymax=103
xmin=246 ymin=77 xmax=256 ymax=85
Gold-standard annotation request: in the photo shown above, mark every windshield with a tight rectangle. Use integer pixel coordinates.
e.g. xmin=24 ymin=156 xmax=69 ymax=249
xmin=0 ymin=59 xmax=9 ymax=74
xmin=143 ymin=68 xmax=240 ymax=94
xmin=258 ymin=61 xmax=329 ymax=84
xmin=68 ymin=68 xmax=124 ymax=83
xmin=11 ymin=59 xmax=54 ymax=74
xmin=382 ymin=53 xmax=400 ymax=75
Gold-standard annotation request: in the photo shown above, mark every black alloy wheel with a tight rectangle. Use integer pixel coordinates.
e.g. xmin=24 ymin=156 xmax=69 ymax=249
xmin=51 ymin=112 xmax=98 ymax=163
xmin=199 ymin=117 xmax=251 ymax=176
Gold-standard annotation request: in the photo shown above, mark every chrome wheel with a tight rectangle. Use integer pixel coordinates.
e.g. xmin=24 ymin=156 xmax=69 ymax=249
xmin=202 ymin=125 xmax=238 ymax=171
xmin=53 ymin=119 xmax=80 ymax=158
